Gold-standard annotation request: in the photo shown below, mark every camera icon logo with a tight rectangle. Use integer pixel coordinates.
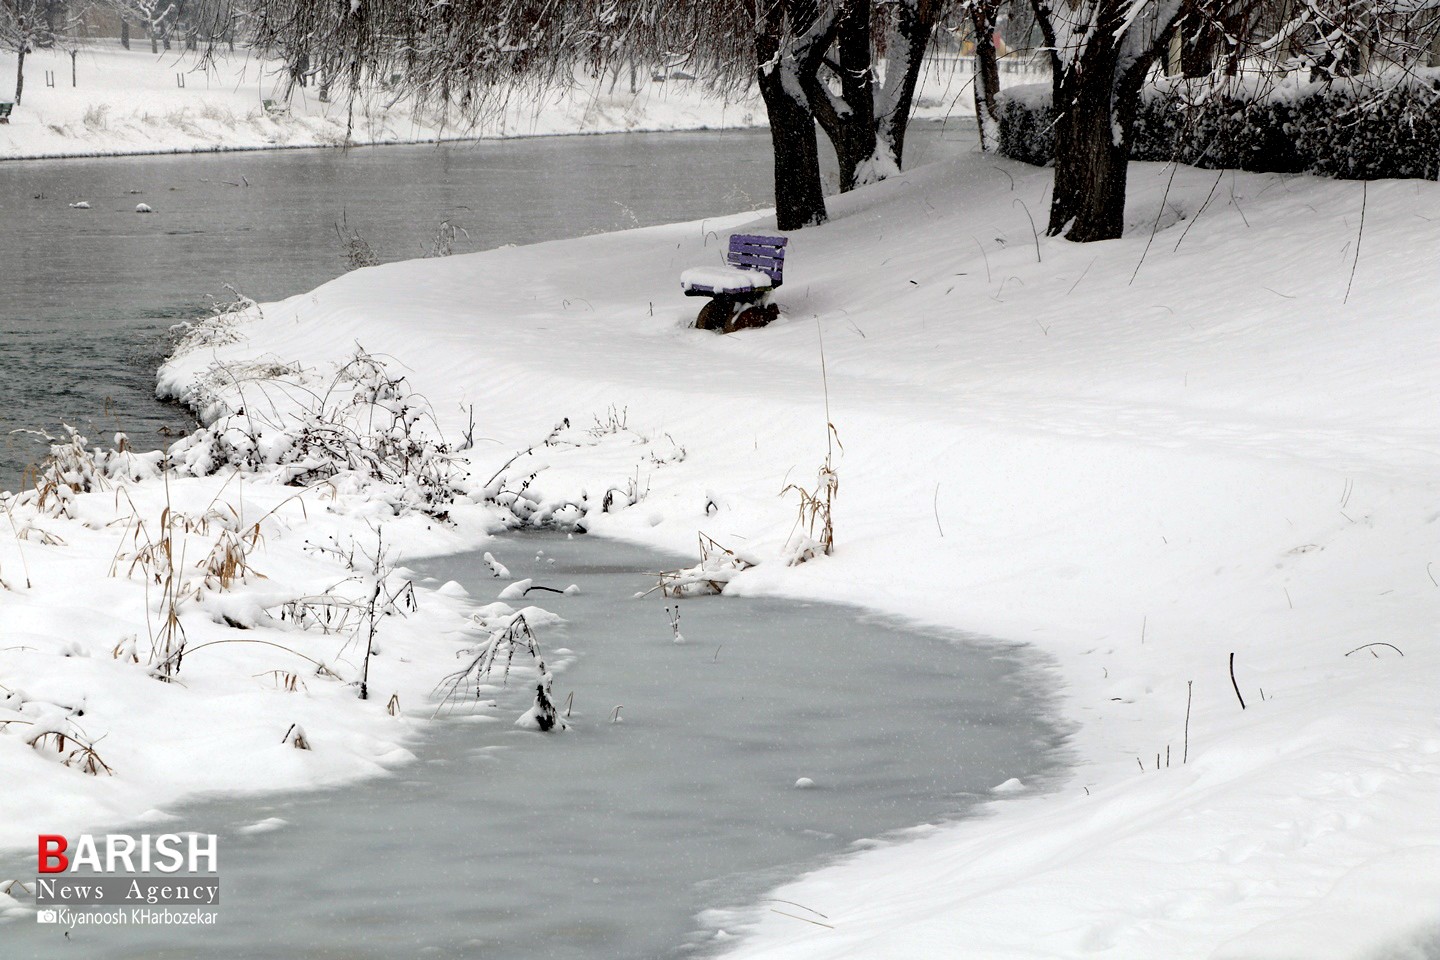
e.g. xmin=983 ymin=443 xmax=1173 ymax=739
xmin=36 ymin=909 xmax=59 ymax=924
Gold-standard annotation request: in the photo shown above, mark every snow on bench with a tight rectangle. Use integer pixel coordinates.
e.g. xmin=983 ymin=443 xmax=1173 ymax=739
xmin=680 ymin=234 xmax=788 ymax=333
xmin=679 ymin=265 xmax=774 ymax=296
xmin=681 ymin=234 xmax=787 ymax=297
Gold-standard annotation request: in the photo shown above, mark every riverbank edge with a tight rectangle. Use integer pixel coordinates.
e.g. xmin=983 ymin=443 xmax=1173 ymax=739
xmin=0 ymin=119 xmax=762 ymax=164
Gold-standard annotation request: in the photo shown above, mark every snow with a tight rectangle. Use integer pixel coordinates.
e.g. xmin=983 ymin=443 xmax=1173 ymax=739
xmin=680 ymin=265 xmax=774 ymax=295
xmin=0 ymin=44 xmax=992 ymax=161
xmin=497 ymin=578 xmax=533 ymax=601
xmin=4 ymin=95 xmax=1439 ymax=959
xmin=0 ymin=45 xmax=767 ymax=160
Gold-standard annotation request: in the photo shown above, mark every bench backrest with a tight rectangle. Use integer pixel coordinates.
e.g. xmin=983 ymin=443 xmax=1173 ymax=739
xmin=0 ymin=102 xmax=12 ymax=117
xmin=727 ymin=234 xmax=787 ymax=287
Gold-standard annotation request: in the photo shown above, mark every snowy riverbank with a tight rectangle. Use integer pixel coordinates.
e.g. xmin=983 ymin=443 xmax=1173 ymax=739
xmin=4 ymin=142 xmax=1439 ymax=958
xmin=0 ymin=45 xmax=997 ymax=161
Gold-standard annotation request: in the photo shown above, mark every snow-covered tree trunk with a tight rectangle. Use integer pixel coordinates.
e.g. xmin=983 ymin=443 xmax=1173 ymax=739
xmin=970 ymin=0 xmax=1003 ymax=150
xmin=1033 ymin=0 xmax=1181 ymax=241
xmin=1175 ymin=8 xmax=1221 ymax=75
xmin=806 ymin=0 xmax=876 ymax=192
xmin=1048 ymin=48 xmax=1133 ymax=241
xmin=14 ymin=40 xmax=25 ymax=103
xmin=759 ymin=56 xmax=830 ymax=229
xmin=754 ymin=0 xmax=838 ymax=229
xmin=866 ymin=0 xmax=939 ymax=184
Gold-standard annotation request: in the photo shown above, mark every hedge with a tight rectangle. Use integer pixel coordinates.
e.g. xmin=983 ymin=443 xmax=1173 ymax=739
xmin=997 ymin=71 xmax=1440 ymax=180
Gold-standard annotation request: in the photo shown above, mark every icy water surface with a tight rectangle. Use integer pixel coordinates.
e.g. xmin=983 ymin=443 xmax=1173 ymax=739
xmin=2 ymin=532 xmax=1065 ymax=959
xmin=0 ymin=122 xmax=976 ymax=486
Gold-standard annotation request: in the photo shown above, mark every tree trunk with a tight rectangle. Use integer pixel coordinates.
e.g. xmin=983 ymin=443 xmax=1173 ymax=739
xmin=1036 ymin=0 xmax=1172 ymax=245
xmin=758 ymin=62 xmax=828 ymax=229
xmin=15 ymin=45 xmax=26 ymax=105
xmin=971 ymin=2 xmax=1002 ymax=150
xmin=1047 ymin=50 xmax=1130 ymax=241
xmin=121 ymin=20 xmax=130 ymax=50
xmin=872 ymin=0 xmax=937 ymax=174
xmin=753 ymin=0 xmax=831 ymax=230
xmin=807 ymin=0 xmax=875 ymax=192
xmin=1177 ymin=10 xmax=1219 ymax=77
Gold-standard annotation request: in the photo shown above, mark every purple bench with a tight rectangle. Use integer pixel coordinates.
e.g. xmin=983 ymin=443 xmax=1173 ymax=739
xmin=680 ymin=234 xmax=787 ymax=331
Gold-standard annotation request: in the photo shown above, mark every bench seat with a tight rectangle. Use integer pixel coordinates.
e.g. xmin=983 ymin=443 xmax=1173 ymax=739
xmin=680 ymin=265 xmax=775 ymax=297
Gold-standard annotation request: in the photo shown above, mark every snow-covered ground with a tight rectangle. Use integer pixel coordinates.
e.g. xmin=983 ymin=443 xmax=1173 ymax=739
xmin=3 ymin=138 xmax=1438 ymax=956
xmin=0 ymin=44 xmax=999 ymax=160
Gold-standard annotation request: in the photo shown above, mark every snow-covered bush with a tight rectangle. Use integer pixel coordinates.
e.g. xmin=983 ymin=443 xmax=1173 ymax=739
xmin=1130 ymin=79 xmax=1304 ymax=173
xmin=167 ymin=350 xmax=468 ymax=519
xmin=1290 ymin=79 xmax=1440 ymax=180
xmin=996 ymin=83 xmax=1055 ymax=167
xmin=480 ymin=414 xmax=684 ymax=531
xmin=652 ymin=534 xmax=755 ymax=598
xmin=168 ymin=287 xmax=259 ymax=357
xmin=435 ymin=612 xmax=567 ymax=731
xmin=999 ymin=70 xmax=1440 ymax=181
xmin=9 ymin=427 xmax=165 ymax=518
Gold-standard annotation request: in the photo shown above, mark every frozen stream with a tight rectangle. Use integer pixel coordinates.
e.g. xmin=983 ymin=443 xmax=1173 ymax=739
xmin=4 ymin=532 xmax=1066 ymax=959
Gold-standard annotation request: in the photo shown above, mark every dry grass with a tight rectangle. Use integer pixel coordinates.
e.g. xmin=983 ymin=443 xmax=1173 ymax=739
xmin=336 ymin=214 xmax=380 ymax=270
xmin=651 ymin=533 xmax=754 ymax=598
xmin=781 ymin=455 xmax=839 ymax=562
xmin=0 ymin=720 xmax=116 ymax=776
xmin=255 ymin=669 xmax=308 ymax=692
xmin=782 ymin=322 xmax=841 ymax=562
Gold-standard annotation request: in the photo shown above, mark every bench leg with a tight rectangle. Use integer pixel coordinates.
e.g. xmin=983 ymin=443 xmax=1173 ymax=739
xmin=695 ymin=294 xmax=781 ymax=333
xmin=725 ymin=301 xmax=779 ymax=333
xmin=695 ymin=295 xmax=739 ymax=332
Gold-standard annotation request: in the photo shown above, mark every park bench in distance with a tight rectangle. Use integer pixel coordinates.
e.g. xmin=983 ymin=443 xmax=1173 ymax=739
xmin=0 ymin=102 xmax=13 ymax=124
xmin=680 ymin=233 xmax=787 ymax=333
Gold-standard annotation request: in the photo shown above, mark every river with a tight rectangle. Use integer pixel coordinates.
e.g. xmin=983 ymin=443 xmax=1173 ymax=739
xmin=1 ymin=532 xmax=1066 ymax=959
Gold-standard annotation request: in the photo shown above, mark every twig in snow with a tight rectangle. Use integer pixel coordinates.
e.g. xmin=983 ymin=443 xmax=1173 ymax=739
xmin=1344 ymin=642 xmax=1404 ymax=658
xmin=1130 ymin=163 xmax=1179 ymax=286
xmin=762 ymin=899 xmax=830 ymax=919
xmin=972 ymin=236 xmax=992 ymax=284
xmin=1013 ymin=198 xmax=1041 ymax=263
xmin=1230 ymin=173 xmax=1251 ymax=228
xmin=769 ymin=909 xmax=835 ymax=930
xmin=1344 ymin=181 xmax=1367 ymax=305
xmin=1173 ymin=171 xmax=1224 ymax=253
xmin=1067 ymin=258 xmax=1096 ymax=296
xmin=933 ymin=483 xmax=944 ymax=537
xmin=1183 ymin=680 xmax=1192 ymax=764
xmin=1229 ymin=652 xmax=1246 ymax=710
